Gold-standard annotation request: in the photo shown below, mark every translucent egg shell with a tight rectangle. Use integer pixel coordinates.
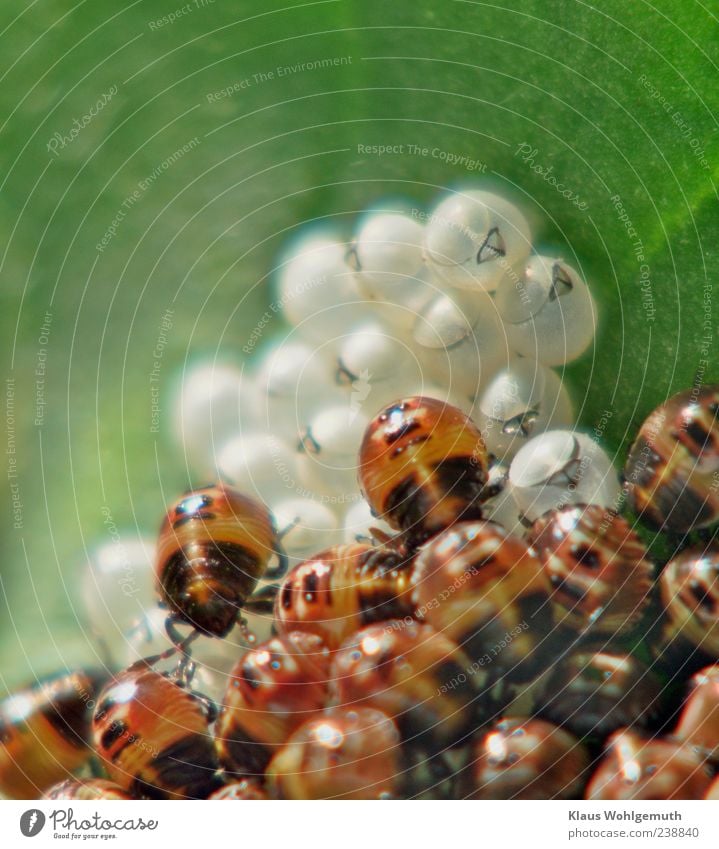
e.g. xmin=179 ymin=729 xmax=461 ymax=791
xmin=498 ymin=255 xmax=596 ymax=366
xmin=479 ymin=460 xmax=527 ymax=535
xmin=353 ymin=266 xmax=439 ymax=337
xmin=336 ymin=322 xmax=412 ymax=385
xmin=173 ymin=362 xmax=258 ymax=475
xmin=296 ymin=404 xmax=369 ymax=498
xmin=527 ymin=504 xmax=654 ymax=637
xmin=424 ymin=190 xmax=531 ymax=292
xmin=508 ymin=430 xmax=622 ymax=523
xmin=412 ymin=291 xmax=479 ymax=349
xmin=674 ymin=665 xmax=719 ymax=763
xmin=659 ymin=546 xmax=719 ymax=657
xmin=276 ymin=234 xmax=371 ymax=345
xmin=254 ymin=341 xmax=341 ymax=440
xmin=270 ymin=497 xmax=343 ymax=563
xmin=587 ymin=729 xmax=712 ymax=800
xmin=82 ymin=536 xmax=156 ymax=665
xmin=351 ymin=211 xmax=424 ymax=285
xmin=122 ymin=607 xmax=256 ymax=703
xmin=466 ymin=718 xmax=589 ymax=799
xmin=473 ymin=359 xmax=574 ymax=460
xmin=413 ymin=292 xmax=508 ymax=398
xmin=536 ymin=645 xmax=663 ymax=740
xmin=217 ymin=432 xmax=298 ymax=503
xmin=342 ymin=500 xmax=394 ymax=545
xmin=266 ymin=707 xmax=401 ymax=799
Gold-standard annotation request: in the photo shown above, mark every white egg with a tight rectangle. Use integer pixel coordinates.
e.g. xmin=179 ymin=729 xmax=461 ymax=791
xmin=354 ymin=266 xmax=440 ymax=336
xmin=424 ymin=190 xmax=531 ymax=292
xmin=508 ymin=430 xmax=622 ymax=523
xmin=332 ymin=356 xmax=430 ymax=425
xmin=82 ymin=537 xmax=156 ymax=666
xmin=472 ymin=359 xmax=574 ymax=460
xmin=256 ymin=340 xmax=335 ymax=404
xmin=337 ymin=322 xmax=412 ymax=385
xmin=295 ymin=404 xmax=369 ymax=499
xmin=276 ymin=234 xmax=372 ymax=346
xmin=497 ymin=254 xmax=596 ymax=365
xmin=479 ymin=461 xmax=526 ymax=535
xmin=342 ymin=500 xmax=394 ymax=545
xmin=217 ymin=432 xmax=298 ymax=503
xmin=351 ymin=211 xmax=425 ymax=284
xmin=413 ymin=292 xmax=509 ymax=397
xmin=271 ymin=497 xmax=343 ymax=562
xmin=173 ymin=362 xmax=258 ymax=476
xmin=254 ymin=340 xmax=345 ymax=440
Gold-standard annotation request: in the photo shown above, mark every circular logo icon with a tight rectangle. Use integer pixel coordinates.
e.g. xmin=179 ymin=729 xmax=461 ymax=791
xmin=20 ymin=809 xmax=46 ymax=837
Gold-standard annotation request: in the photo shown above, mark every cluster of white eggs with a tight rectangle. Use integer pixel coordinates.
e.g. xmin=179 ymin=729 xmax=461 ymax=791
xmin=81 ymin=186 xmax=619 ymax=695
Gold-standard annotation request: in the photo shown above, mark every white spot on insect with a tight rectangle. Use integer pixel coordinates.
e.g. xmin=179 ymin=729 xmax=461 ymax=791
xmin=361 ymin=635 xmax=381 ymax=656
xmin=315 ymin=722 xmax=343 ymax=749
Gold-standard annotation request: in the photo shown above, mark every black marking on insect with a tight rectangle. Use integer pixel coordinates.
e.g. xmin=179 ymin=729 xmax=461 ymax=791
xmin=303 ymin=570 xmax=320 ymax=602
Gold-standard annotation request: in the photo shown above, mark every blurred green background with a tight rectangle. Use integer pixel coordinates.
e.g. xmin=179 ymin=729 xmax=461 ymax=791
xmin=1 ymin=0 xmax=717 ymax=685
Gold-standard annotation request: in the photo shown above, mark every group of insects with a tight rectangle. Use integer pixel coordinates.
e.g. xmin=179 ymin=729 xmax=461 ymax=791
xmin=2 ymin=186 xmax=719 ymax=800
xmin=2 ymin=385 xmax=719 ymax=800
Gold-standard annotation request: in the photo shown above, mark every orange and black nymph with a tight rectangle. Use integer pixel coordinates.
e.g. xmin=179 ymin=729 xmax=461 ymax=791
xmin=358 ymin=396 xmax=489 ymax=548
xmin=0 ymin=669 xmax=105 ymax=799
xmin=92 ymin=663 xmax=221 ymax=799
xmin=274 ymin=542 xmax=415 ymax=650
xmin=624 ymin=385 xmax=719 ymax=532
xmin=155 ymin=483 xmax=286 ymax=640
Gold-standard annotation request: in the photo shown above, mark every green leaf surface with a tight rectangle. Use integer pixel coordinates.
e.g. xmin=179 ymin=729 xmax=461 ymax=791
xmin=1 ymin=0 xmax=717 ymax=681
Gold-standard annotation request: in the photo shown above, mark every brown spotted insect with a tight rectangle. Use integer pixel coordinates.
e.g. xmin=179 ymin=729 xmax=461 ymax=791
xmin=411 ymin=520 xmax=555 ymax=682
xmin=587 ymin=728 xmax=713 ymax=800
xmin=92 ymin=662 xmax=221 ymax=799
xmin=674 ymin=665 xmax=719 ymax=764
xmin=624 ymin=385 xmax=719 ymax=531
xmin=0 ymin=669 xmax=105 ymax=799
xmin=465 ymin=717 xmax=589 ymax=799
xmin=527 ymin=504 xmax=654 ymax=637
xmin=273 ymin=542 xmax=415 ymax=650
xmin=659 ymin=545 xmax=719 ymax=661
xmin=215 ymin=631 xmax=331 ymax=776
xmin=358 ymin=396 xmax=489 ymax=548
xmin=330 ymin=620 xmax=479 ymax=751
xmin=266 ymin=706 xmax=401 ymax=799
xmin=536 ymin=644 xmax=663 ymax=741
xmin=208 ymin=779 xmax=269 ymax=800
xmin=43 ymin=778 xmax=133 ymax=800
xmin=155 ymin=483 xmax=286 ymax=643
